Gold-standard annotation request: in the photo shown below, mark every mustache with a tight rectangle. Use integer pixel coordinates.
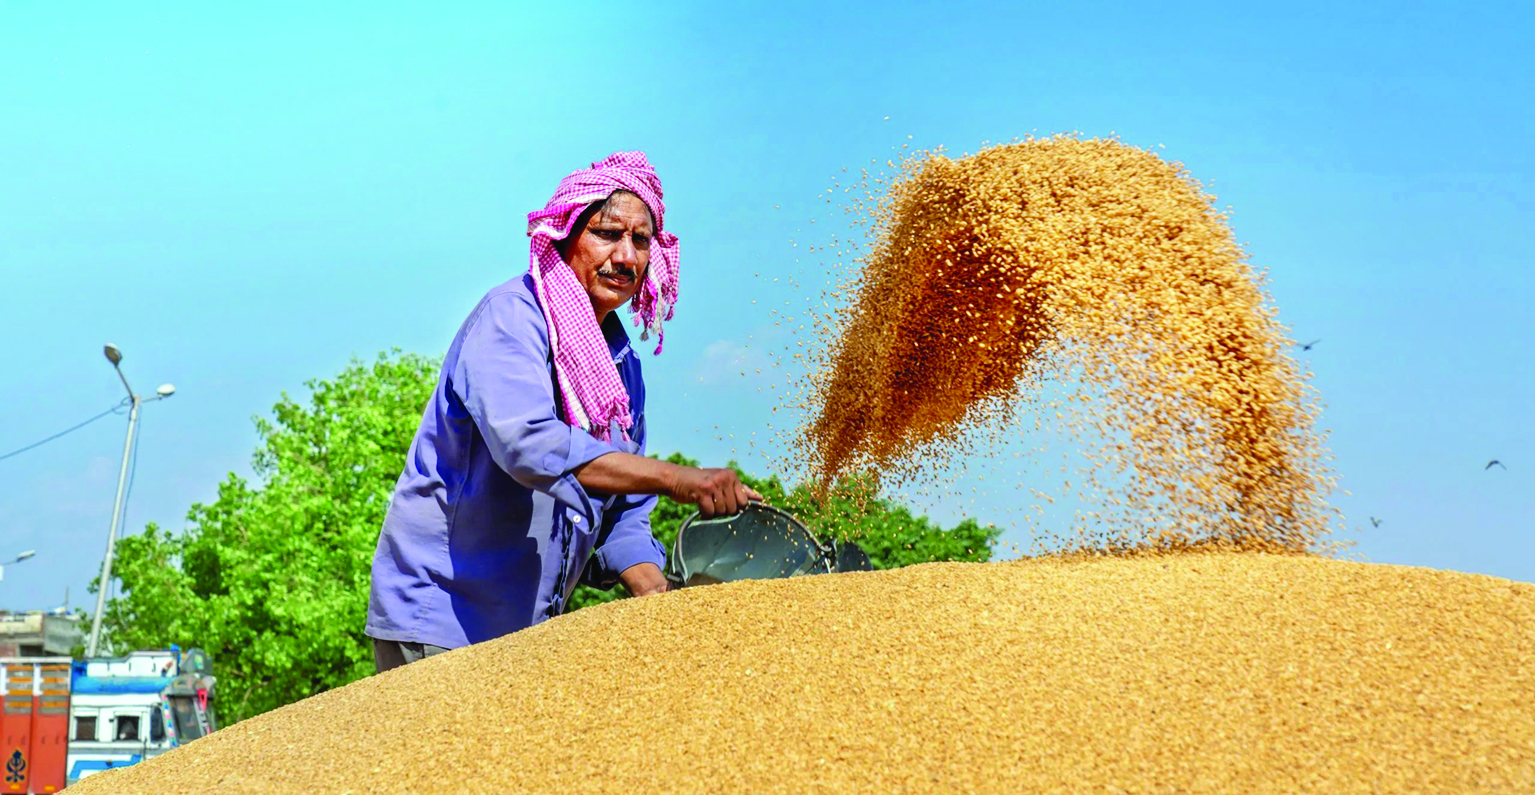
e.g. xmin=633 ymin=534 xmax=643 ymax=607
xmin=598 ymin=265 xmax=637 ymax=279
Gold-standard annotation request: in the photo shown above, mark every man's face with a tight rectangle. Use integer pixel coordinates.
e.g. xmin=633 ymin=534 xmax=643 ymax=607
xmin=565 ymin=192 xmax=653 ymax=319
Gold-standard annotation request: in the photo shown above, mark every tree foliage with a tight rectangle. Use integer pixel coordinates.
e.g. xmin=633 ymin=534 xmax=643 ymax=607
xmin=106 ymin=351 xmax=439 ymax=721
xmin=106 ymin=352 xmax=999 ymax=723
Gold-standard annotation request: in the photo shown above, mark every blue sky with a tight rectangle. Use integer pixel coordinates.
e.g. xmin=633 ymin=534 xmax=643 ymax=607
xmin=2 ymin=1 xmax=1530 ymax=612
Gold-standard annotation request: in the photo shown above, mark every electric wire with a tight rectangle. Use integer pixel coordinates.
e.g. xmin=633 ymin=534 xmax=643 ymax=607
xmin=0 ymin=399 xmax=131 ymax=462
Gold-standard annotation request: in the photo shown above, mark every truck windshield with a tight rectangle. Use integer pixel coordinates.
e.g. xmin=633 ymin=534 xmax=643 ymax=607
xmin=169 ymin=697 xmax=206 ymax=740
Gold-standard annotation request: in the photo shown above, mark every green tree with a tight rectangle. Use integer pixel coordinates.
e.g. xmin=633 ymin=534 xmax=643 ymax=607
xmin=106 ymin=353 xmax=999 ymax=723
xmin=105 ymin=351 xmax=440 ymax=721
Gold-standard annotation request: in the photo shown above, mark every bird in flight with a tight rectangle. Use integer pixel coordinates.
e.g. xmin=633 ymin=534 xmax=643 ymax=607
xmin=1369 ymin=516 xmax=1383 ymax=528
xmin=1300 ymin=339 xmax=1321 ymax=351
xmin=1486 ymin=460 xmax=1507 ymax=470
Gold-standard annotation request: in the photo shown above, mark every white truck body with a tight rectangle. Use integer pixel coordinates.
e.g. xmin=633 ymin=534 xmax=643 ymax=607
xmin=66 ymin=650 xmax=213 ymax=784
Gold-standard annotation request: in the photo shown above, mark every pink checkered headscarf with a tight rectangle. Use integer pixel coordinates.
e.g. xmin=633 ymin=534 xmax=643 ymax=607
xmin=526 ymin=151 xmax=680 ymax=442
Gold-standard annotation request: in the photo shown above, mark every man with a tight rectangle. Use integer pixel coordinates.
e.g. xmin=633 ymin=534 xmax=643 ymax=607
xmin=366 ymin=152 xmax=758 ymax=673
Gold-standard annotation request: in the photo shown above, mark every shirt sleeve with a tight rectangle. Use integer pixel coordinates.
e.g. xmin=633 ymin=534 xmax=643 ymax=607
xmin=589 ymin=412 xmax=666 ymax=585
xmin=449 ymin=291 xmax=617 ymax=524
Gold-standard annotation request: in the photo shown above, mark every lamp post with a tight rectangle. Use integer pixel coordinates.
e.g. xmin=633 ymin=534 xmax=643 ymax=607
xmin=0 ymin=550 xmax=36 ymax=583
xmin=87 ymin=344 xmax=176 ymax=658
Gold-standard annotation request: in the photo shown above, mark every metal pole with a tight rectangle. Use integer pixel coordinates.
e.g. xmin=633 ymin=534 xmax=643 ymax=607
xmin=87 ymin=395 xmax=141 ymax=657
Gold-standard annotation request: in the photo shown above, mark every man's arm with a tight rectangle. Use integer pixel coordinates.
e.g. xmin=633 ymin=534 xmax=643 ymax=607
xmin=617 ymin=562 xmax=669 ymax=596
xmin=582 ymin=455 xmax=762 ymax=597
xmin=575 ymin=452 xmax=760 ymax=518
xmin=584 ymin=479 xmax=666 ymax=594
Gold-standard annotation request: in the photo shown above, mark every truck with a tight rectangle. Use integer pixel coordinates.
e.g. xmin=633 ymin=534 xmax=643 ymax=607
xmin=1 ymin=658 xmax=70 ymax=795
xmin=64 ymin=647 xmax=217 ymax=786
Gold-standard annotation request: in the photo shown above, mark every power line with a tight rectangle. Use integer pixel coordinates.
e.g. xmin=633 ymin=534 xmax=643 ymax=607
xmin=0 ymin=400 xmax=128 ymax=462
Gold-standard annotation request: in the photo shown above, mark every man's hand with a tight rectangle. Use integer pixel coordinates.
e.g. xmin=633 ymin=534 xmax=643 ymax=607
xmin=668 ymin=467 xmax=762 ymax=518
xmin=618 ymin=562 xmax=671 ymax=597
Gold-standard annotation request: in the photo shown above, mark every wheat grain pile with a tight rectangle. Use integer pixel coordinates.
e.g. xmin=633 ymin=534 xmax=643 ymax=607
xmin=795 ymin=136 xmax=1336 ymax=554
xmin=73 ymin=554 xmax=1533 ymax=794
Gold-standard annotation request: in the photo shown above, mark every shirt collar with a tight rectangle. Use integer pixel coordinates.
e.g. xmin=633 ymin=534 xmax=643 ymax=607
xmin=600 ymin=312 xmax=633 ymax=363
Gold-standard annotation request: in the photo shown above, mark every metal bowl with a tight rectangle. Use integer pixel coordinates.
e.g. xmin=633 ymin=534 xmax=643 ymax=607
xmin=668 ymin=503 xmax=872 ymax=588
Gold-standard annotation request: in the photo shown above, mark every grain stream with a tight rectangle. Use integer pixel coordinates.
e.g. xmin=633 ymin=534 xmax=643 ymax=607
xmin=793 ymin=136 xmax=1338 ymax=554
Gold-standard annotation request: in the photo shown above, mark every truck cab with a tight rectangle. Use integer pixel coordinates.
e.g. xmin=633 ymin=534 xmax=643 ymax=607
xmin=66 ymin=648 xmax=216 ymax=785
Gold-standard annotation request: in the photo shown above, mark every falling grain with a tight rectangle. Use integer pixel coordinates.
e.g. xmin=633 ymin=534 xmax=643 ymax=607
xmin=794 ymin=136 xmax=1338 ymax=554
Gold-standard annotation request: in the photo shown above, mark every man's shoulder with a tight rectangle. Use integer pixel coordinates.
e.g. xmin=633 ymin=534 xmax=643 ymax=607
xmin=449 ymin=274 xmax=549 ymax=355
xmin=480 ymin=273 xmax=541 ymax=312
xmin=465 ymin=274 xmax=545 ymax=327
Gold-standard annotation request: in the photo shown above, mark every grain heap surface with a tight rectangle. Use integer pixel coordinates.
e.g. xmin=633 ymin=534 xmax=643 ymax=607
xmin=74 ymin=554 xmax=1534 ymax=794
xmin=795 ymin=136 xmax=1336 ymax=554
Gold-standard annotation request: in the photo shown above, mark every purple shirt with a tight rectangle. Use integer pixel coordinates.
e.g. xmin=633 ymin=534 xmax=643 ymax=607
xmin=366 ymin=274 xmax=664 ymax=649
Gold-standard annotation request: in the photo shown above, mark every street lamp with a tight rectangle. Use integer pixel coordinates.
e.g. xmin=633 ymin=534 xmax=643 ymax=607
xmin=0 ymin=550 xmax=38 ymax=583
xmin=87 ymin=344 xmax=176 ymax=657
